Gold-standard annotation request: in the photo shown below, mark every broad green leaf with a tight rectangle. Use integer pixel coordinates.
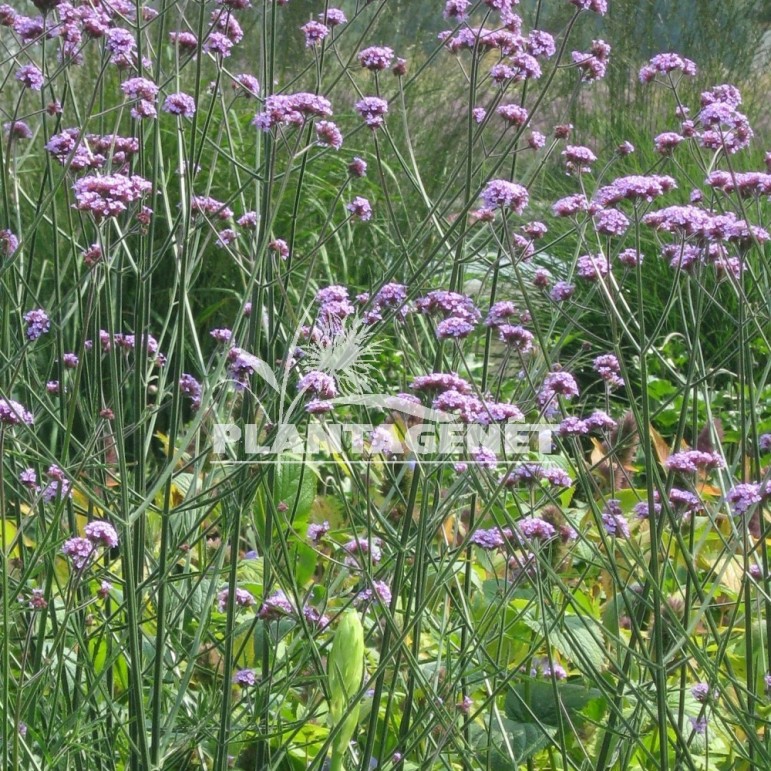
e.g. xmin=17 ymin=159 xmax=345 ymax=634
xmin=505 ymin=678 xmax=607 ymax=732
xmin=523 ymin=612 xmax=606 ymax=672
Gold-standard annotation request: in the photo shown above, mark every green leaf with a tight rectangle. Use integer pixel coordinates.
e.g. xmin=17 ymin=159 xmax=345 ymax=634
xmin=274 ymin=459 xmax=317 ymax=523
xmin=473 ymin=718 xmax=555 ymax=769
xmin=522 ymin=611 xmax=606 ymax=673
xmin=505 ymin=678 xmax=607 ymax=732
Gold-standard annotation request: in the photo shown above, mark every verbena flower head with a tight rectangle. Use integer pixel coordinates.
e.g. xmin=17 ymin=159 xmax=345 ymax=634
xmin=594 ymin=175 xmax=676 ymax=207
xmin=84 ymin=520 xmax=119 ymax=548
xmin=315 ymin=120 xmax=343 ymax=150
xmin=254 ymin=93 xmax=333 ymax=130
xmin=571 ymin=40 xmax=611 ymax=81
xmin=576 ymin=254 xmax=610 ymax=281
xmin=470 ymin=527 xmax=505 ymax=550
xmin=639 ymin=52 xmax=697 ymax=83
xmin=62 ymin=537 xmax=95 ymax=570
xmin=297 ymin=371 xmax=337 ymax=399
xmin=217 ymin=586 xmax=256 ymax=613
xmin=233 ymin=669 xmax=257 ymax=687
xmin=538 ymin=371 xmax=579 ymax=406
xmin=497 ymin=104 xmax=529 ymax=126
xmin=226 ymin=347 xmax=262 ymax=388
xmin=16 ymin=64 xmax=43 ymax=90
xmin=301 ymin=20 xmax=329 ymax=47
xmin=343 ymin=536 xmax=382 ymax=567
xmin=594 ymin=209 xmax=630 ymax=236
xmin=72 ymin=174 xmax=152 ymax=221
xmin=24 ymin=308 xmax=51 ymax=340
xmin=410 ymin=372 xmax=472 ymax=395
xmin=320 ymin=8 xmax=347 ymax=26
xmin=726 ymin=483 xmax=762 ymax=516
xmin=593 ymin=354 xmax=624 ymax=388
xmin=179 ymin=374 xmax=202 ymax=410
xmin=550 ymin=281 xmax=575 ymax=302
xmin=664 ymin=449 xmax=724 ymax=474
xmin=481 ymin=179 xmax=529 ymax=214
xmin=569 ymin=0 xmax=608 ymax=13
xmin=0 ymin=398 xmax=33 ymax=426
xmin=355 ymin=96 xmax=388 ymax=129
xmin=358 ymin=46 xmax=394 ymax=71
xmin=163 ymin=92 xmax=196 ymax=118
xmin=562 ymin=145 xmax=597 ymax=174
xmin=601 ymin=499 xmax=630 ymax=538
xmin=258 ymin=590 xmax=294 ymax=620
xmin=0 ymin=229 xmax=18 ymax=258
xmin=354 ymin=580 xmax=392 ymax=607
xmin=347 ymin=196 xmax=372 ymax=221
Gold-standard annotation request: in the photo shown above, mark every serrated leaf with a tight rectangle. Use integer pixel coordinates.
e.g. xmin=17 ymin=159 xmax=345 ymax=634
xmin=473 ymin=718 xmax=555 ymax=769
xmin=523 ymin=612 xmax=606 ymax=673
xmin=504 ymin=678 xmax=606 ymax=731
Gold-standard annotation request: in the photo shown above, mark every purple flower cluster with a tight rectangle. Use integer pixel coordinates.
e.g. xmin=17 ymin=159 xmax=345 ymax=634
xmin=179 ymin=374 xmax=202 ymax=410
xmin=481 ymin=179 xmax=529 ymax=215
xmin=470 ymin=527 xmax=505 ymax=550
xmin=0 ymin=398 xmax=33 ymax=426
xmin=226 ymin=347 xmax=262 ymax=389
xmin=639 ymin=52 xmax=697 ymax=83
xmin=72 ymin=174 xmax=152 ymax=221
xmin=562 ymin=145 xmax=597 ymax=174
xmin=217 ymin=586 xmax=256 ymax=613
xmin=23 ymin=308 xmax=51 ymax=341
xmin=538 ymin=371 xmax=579 ymax=410
xmin=363 ymin=283 xmax=410 ymax=324
xmin=316 ymin=120 xmax=343 ymax=150
xmin=16 ymin=64 xmax=43 ymax=90
xmin=121 ymin=77 xmax=159 ymax=119
xmin=343 ymin=536 xmax=382 ymax=568
xmin=593 ymin=354 xmax=624 ymax=388
xmin=163 ymin=93 xmax=196 ymax=118
xmin=61 ymin=520 xmax=118 ymax=570
xmin=358 ymin=46 xmax=395 ymax=71
xmin=594 ymin=175 xmax=677 ymax=207
xmin=664 ymin=450 xmax=724 ymax=474
xmin=601 ymin=499 xmax=630 ymax=538
xmin=354 ymin=580 xmax=392 ymax=607
xmin=254 ymin=93 xmax=333 ymax=130
xmin=347 ymin=196 xmax=372 ymax=221
xmin=502 ymin=463 xmax=572 ymax=489
xmin=0 ymin=229 xmax=18 ymax=258
xmin=301 ymin=20 xmax=329 ymax=47
xmin=355 ymin=96 xmax=389 ymax=129
xmin=571 ymin=40 xmax=611 ymax=82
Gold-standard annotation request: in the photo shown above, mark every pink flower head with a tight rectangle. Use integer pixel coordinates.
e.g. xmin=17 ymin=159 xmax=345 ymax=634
xmin=358 ymin=46 xmax=395 ymax=71
xmin=481 ymin=179 xmax=529 ymax=214
xmin=355 ymin=96 xmax=388 ymax=129
xmin=301 ymin=20 xmax=329 ymax=47
xmin=162 ymin=93 xmax=196 ymax=118
xmin=347 ymin=196 xmax=372 ymax=221
xmin=84 ymin=520 xmax=119 ymax=548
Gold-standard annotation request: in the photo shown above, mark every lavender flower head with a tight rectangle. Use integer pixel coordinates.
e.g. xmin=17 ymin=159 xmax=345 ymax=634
xmin=233 ymin=669 xmax=257 ymax=687
xmin=601 ymin=499 xmax=630 ymax=538
xmin=162 ymin=93 xmax=196 ymax=118
xmin=258 ymin=590 xmax=294 ymax=620
xmin=61 ymin=537 xmax=95 ymax=570
xmin=347 ymin=196 xmax=372 ymax=221
xmin=24 ymin=308 xmax=50 ymax=341
xmin=217 ymin=586 xmax=256 ymax=613
xmin=358 ymin=46 xmax=395 ymax=71
xmin=481 ymin=179 xmax=529 ymax=214
xmin=0 ymin=398 xmax=34 ymax=426
xmin=355 ymin=96 xmax=388 ymax=129
xmin=84 ymin=520 xmax=119 ymax=548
